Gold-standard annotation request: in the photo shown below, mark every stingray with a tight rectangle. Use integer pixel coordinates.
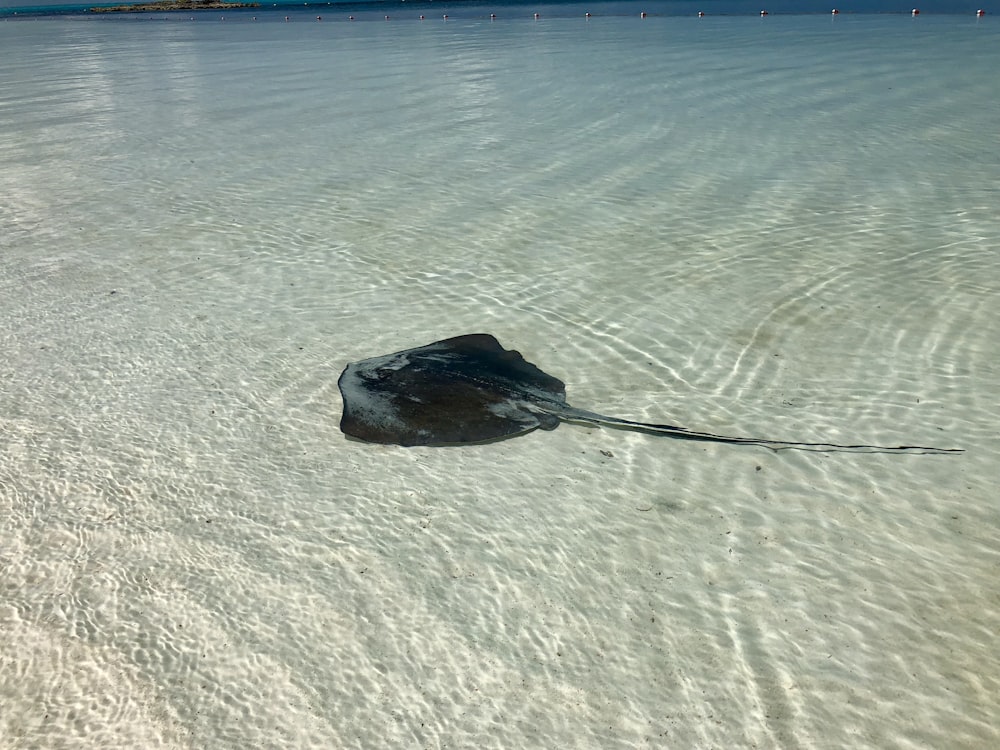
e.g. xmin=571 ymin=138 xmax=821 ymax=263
xmin=337 ymin=333 xmax=962 ymax=454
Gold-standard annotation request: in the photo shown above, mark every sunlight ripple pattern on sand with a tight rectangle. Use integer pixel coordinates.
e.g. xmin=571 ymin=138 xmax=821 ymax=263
xmin=2 ymin=11 xmax=998 ymax=749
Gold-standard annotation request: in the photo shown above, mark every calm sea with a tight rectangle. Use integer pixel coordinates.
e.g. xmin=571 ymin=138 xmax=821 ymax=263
xmin=2 ymin=4 xmax=998 ymax=748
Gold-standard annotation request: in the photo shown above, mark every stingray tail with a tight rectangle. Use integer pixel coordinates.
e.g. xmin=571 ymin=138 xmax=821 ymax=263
xmin=553 ymin=407 xmax=963 ymax=455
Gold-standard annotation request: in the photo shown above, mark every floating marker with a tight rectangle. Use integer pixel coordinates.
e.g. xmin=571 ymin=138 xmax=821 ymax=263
xmin=640 ymin=11 xmax=647 ymax=18
xmin=760 ymin=10 xmax=769 ymax=17
xmin=585 ymin=12 xmax=591 ymax=18
xmin=698 ymin=11 xmax=705 ymax=17
xmin=911 ymin=8 xmax=919 ymax=16
xmin=976 ymin=9 xmax=985 ymax=16
xmin=831 ymin=8 xmax=839 ymax=14
xmin=534 ymin=13 xmax=540 ymax=20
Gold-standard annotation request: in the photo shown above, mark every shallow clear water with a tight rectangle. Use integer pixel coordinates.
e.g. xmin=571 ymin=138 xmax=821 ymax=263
xmin=2 ymin=9 xmax=998 ymax=749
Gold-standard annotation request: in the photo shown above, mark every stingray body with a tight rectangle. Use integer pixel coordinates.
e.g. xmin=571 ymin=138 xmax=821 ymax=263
xmin=338 ymin=333 xmax=961 ymax=454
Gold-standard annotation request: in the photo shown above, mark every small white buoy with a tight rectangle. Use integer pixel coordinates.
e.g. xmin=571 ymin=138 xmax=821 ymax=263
xmin=534 ymin=13 xmax=540 ymax=20
xmin=976 ymin=9 xmax=985 ymax=17
xmin=760 ymin=10 xmax=768 ymax=17
xmin=911 ymin=8 xmax=920 ymax=16
xmin=831 ymin=8 xmax=839 ymax=15
xmin=640 ymin=11 xmax=647 ymax=18
xmin=585 ymin=12 xmax=591 ymax=18
xmin=698 ymin=11 xmax=705 ymax=17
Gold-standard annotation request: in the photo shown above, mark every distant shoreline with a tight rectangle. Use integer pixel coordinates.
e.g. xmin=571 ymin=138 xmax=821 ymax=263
xmin=89 ymin=0 xmax=259 ymax=12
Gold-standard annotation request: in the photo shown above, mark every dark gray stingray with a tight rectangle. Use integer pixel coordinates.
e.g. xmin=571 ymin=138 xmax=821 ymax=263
xmin=338 ymin=333 xmax=962 ymax=454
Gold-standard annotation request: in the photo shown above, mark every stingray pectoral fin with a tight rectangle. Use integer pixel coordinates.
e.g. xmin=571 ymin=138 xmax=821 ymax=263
xmin=554 ymin=407 xmax=963 ymax=455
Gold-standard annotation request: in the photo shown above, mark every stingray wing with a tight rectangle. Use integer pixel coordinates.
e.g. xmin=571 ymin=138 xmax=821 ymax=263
xmin=338 ymin=334 xmax=566 ymax=446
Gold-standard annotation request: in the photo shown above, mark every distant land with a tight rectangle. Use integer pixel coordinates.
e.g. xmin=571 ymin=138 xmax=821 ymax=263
xmin=90 ymin=0 xmax=259 ymax=11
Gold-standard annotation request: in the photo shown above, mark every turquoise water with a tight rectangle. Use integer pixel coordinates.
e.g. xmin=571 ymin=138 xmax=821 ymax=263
xmin=2 ymin=1 xmax=997 ymax=17
xmin=2 ymin=10 xmax=998 ymax=748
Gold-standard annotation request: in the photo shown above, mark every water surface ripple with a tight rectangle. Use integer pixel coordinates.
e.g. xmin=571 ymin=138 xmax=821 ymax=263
xmin=2 ymin=12 xmax=998 ymax=750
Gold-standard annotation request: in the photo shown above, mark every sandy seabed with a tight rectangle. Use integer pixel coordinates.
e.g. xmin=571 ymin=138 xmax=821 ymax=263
xmin=2 ymin=10 xmax=998 ymax=748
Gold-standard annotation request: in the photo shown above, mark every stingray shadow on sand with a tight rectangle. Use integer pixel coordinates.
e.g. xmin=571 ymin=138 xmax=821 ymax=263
xmin=337 ymin=333 xmax=962 ymax=454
